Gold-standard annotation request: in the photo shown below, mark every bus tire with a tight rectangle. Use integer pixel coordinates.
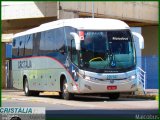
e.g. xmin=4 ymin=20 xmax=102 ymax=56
xmin=24 ymin=78 xmax=40 ymax=96
xmin=108 ymin=93 xmax=120 ymax=100
xmin=62 ymin=79 xmax=74 ymax=100
xmin=24 ymin=78 xmax=32 ymax=96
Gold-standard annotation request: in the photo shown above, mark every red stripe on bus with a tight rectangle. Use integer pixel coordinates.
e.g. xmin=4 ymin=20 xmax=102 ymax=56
xmin=12 ymin=56 xmax=80 ymax=92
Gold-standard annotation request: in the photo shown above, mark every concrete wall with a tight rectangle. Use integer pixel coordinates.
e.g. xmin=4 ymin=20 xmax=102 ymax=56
xmin=2 ymin=2 xmax=57 ymax=20
xmin=2 ymin=2 xmax=158 ymax=23
xmin=2 ymin=17 xmax=57 ymax=34
xmin=142 ymin=26 xmax=158 ymax=56
xmin=60 ymin=2 xmax=158 ymax=24
xmin=2 ymin=2 xmax=158 ymax=34
xmin=58 ymin=10 xmax=79 ymax=19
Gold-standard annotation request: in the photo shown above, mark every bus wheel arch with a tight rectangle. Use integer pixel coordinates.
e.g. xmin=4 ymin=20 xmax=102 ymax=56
xmin=23 ymin=75 xmax=27 ymax=91
xmin=23 ymin=75 xmax=39 ymax=96
xmin=60 ymin=74 xmax=74 ymax=100
xmin=60 ymin=74 xmax=66 ymax=92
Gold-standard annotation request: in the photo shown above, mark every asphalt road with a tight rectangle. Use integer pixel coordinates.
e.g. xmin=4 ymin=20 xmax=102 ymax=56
xmin=2 ymin=90 xmax=159 ymax=119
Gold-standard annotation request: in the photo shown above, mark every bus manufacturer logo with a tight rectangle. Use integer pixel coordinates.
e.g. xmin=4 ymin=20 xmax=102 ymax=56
xmin=110 ymin=80 xmax=114 ymax=83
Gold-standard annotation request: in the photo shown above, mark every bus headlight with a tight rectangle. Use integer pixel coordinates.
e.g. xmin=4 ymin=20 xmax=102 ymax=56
xmin=85 ymin=76 xmax=91 ymax=80
xmin=84 ymin=76 xmax=97 ymax=81
xmin=130 ymin=75 xmax=136 ymax=80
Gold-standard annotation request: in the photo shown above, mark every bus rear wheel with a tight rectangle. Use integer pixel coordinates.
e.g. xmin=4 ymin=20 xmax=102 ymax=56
xmin=61 ymin=79 xmax=74 ymax=100
xmin=24 ymin=78 xmax=39 ymax=96
xmin=108 ymin=93 xmax=120 ymax=100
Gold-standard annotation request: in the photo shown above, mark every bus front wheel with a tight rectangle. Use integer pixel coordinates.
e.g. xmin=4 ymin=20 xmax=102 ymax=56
xmin=61 ymin=79 xmax=74 ymax=100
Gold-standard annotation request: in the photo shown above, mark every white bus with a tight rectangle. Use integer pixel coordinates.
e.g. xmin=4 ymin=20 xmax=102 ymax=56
xmin=12 ymin=18 xmax=144 ymax=100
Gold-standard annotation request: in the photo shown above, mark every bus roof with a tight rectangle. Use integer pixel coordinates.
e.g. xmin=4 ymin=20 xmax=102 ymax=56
xmin=14 ymin=18 xmax=130 ymax=38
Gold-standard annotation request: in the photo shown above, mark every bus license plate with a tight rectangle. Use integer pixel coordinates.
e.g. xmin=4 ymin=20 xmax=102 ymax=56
xmin=107 ymin=86 xmax=117 ymax=90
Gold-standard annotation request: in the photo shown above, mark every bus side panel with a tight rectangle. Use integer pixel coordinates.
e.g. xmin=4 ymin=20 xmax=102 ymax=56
xmin=12 ymin=56 xmax=79 ymax=93
xmin=12 ymin=60 xmax=23 ymax=90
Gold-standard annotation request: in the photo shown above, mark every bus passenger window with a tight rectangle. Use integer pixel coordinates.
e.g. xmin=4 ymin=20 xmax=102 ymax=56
xmin=19 ymin=39 xmax=25 ymax=57
xmin=25 ymin=35 xmax=33 ymax=57
xmin=12 ymin=39 xmax=17 ymax=58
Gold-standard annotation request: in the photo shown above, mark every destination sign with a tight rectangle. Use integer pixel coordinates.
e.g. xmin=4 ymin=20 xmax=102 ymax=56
xmin=112 ymin=37 xmax=128 ymax=40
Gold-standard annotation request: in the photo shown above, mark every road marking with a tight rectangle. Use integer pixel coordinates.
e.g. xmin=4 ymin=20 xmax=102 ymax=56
xmin=4 ymin=96 xmax=102 ymax=108
xmin=2 ymin=96 xmax=12 ymax=101
xmin=2 ymin=98 xmax=8 ymax=101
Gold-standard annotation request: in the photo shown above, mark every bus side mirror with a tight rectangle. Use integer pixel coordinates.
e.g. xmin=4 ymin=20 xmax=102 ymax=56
xmin=132 ymin=32 xmax=144 ymax=49
xmin=70 ymin=32 xmax=81 ymax=50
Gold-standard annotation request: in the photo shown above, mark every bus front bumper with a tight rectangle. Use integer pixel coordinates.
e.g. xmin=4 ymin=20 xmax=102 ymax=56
xmin=78 ymin=78 xmax=138 ymax=93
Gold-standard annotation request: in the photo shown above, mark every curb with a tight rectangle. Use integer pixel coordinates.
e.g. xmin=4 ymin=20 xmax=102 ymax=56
xmin=121 ymin=94 xmax=157 ymax=100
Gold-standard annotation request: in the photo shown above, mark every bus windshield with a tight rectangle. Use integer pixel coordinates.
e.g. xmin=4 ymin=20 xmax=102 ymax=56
xmin=80 ymin=30 xmax=136 ymax=72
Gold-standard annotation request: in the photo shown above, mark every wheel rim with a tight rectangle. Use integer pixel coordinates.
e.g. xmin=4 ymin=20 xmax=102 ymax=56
xmin=25 ymin=81 xmax=29 ymax=94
